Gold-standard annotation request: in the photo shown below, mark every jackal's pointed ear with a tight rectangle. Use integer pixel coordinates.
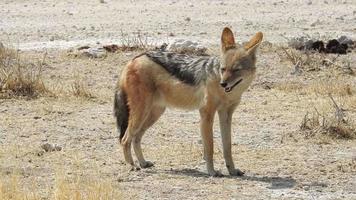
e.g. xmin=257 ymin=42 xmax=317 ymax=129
xmin=221 ymin=27 xmax=236 ymax=52
xmin=244 ymin=32 xmax=263 ymax=54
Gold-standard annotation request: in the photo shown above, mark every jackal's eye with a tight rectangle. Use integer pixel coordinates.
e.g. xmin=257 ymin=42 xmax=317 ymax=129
xmin=221 ymin=68 xmax=226 ymax=72
xmin=232 ymin=68 xmax=240 ymax=72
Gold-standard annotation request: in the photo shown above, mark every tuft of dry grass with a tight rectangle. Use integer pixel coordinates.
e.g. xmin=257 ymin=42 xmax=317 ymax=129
xmin=71 ymin=76 xmax=94 ymax=99
xmin=53 ymin=174 xmax=121 ymax=200
xmin=119 ymin=30 xmax=154 ymax=51
xmin=276 ymin=79 xmax=354 ymax=97
xmin=0 ymin=45 xmax=48 ymax=98
xmin=300 ymin=95 xmax=356 ymax=139
xmin=0 ymin=174 xmax=121 ymax=200
xmin=0 ymin=175 xmax=38 ymax=200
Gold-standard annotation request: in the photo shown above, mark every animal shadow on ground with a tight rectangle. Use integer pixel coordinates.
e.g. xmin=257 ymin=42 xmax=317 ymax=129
xmin=157 ymin=168 xmax=296 ymax=189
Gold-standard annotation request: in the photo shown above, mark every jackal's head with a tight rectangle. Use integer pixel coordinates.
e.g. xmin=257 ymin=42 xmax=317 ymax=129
xmin=219 ymin=27 xmax=263 ymax=92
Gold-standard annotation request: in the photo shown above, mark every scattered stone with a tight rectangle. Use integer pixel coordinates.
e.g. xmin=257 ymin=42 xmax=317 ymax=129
xmin=289 ymin=36 xmax=354 ymax=54
xmin=185 ymin=17 xmax=191 ymax=22
xmin=338 ymin=35 xmax=354 ymax=46
xmin=310 ymin=19 xmax=322 ymax=27
xmin=37 ymin=150 xmax=44 ymax=157
xmin=326 ymin=39 xmax=348 ymax=54
xmin=81 ymin=47 xmax=107 ymax=58
xmin=167 ymin=39 xmax=207 ymax=55
xmin=77 ymin=45 xmax=90 ymax=50
xmin=103 ymin=44 xmax=119 ymax=52
xmin=41 ymin=143 xmax=62 ymax=152
xmin=288 ymin=36 xmax=310 ymax=50
xmin=310 ymin=40 xmax=325 ymax=52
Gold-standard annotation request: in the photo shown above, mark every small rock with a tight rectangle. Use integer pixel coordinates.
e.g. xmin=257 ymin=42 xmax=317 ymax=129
xmin=41 ymin=143 xmax=62 ymax=152
xmin=337 ymin=35 xmax=354 ymax=46
xmin=82 ymin=47 xmax=107 ymax=58
xmin=185 ymin=17 xmax=191 ymax=22
xmin=288 ymin=36 xmax=311 ymax=50
xmin=77 ymin=45 xmax=90 ymax=50
xmin=310 ymin=19 xmax=321 ymax=27
xmin=167 ymin=39 xmax=207 ymax=55
xmin=37 ymin=150 xmax=44 ymax=156
xmin=326 ymin=39 xmax=348 ymax=54
xmin=103 ymin=44 xmax=119 ymax=52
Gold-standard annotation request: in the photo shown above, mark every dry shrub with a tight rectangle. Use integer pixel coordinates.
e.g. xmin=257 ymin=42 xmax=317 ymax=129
xmin=0 ymin=45 xmax=48 ymax=98
xmin=278 ymin=47 xmax=354 ymax=75
xmin=71 ymin=76 xmax=94 ymax=99
xmin=119 ymin=30 xmax=154 ymax=51
xmin=300 ymin=95 xmax=356 ymax=139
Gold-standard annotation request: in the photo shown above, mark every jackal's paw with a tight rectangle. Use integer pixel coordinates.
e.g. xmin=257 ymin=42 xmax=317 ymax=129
xmin=129 ymin=165 xmax=141 ymax=171
xmin=140 ymin=161 xmax=154 ymax=168
xmin=208 ymin=170 xmax=224 ymax=177
xmin=228 ymin=168 xmax=244 ymax=176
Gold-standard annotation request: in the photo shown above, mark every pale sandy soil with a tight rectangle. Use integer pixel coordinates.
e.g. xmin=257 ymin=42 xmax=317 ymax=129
xmin=1 ymin=0 xmax=356 ymax=200
xmin=1 ymin=0 xmax=356 ymax=49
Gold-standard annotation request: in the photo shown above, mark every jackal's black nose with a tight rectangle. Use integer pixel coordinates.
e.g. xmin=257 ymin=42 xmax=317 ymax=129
xmin=220 ymin=82 xmax=227 ymax=88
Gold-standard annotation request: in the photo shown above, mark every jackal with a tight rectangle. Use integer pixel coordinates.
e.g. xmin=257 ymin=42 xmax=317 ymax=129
xmin=114 ymin=27 xmax=263 ymax=176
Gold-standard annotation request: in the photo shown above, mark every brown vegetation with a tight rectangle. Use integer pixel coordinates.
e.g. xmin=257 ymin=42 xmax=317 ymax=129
xmin=0 ymin=45 xmax=48 ymax=98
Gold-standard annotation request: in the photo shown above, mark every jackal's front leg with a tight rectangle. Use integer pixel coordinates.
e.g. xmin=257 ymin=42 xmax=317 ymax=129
xmin=218 ymin=107 xmax=244 ymax=176
xmin=199 ymin=106 xmax=222 ymax=177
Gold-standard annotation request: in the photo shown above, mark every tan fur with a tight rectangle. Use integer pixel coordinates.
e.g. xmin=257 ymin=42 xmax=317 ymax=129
xmin=116 ymin=27 xmax=263 ymax=176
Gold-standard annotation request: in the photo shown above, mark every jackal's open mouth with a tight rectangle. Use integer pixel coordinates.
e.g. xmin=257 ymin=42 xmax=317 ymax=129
xmin=224 ymin=79 xmax=243 ymax=93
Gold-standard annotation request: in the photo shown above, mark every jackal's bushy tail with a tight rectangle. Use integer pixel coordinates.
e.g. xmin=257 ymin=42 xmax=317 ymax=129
xmin=114 ymin=89 xmax=129 ymax=142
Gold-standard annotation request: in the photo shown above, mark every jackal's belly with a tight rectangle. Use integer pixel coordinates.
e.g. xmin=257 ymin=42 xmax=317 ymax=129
xmin=155 ymin=82 xmax=206 ymax=110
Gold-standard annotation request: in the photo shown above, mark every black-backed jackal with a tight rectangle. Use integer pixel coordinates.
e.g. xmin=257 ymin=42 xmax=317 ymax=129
xmin=114 ymin=27 xmax=263 ymax=176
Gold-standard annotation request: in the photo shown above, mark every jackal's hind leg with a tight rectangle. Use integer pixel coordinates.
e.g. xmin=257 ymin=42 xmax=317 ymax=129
xmin=122 ymin=91 xmax=153 ymax=170
xmin=133 ymin=106 xmax=165 ymax=168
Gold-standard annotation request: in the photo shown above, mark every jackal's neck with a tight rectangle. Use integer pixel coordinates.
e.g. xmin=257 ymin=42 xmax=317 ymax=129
xmin=204 ymin=55 xmax=220 ymax=79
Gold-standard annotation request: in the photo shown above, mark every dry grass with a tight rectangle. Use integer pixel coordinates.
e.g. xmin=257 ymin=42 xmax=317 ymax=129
xmin=300 ymin=95 xmax=356 ymax=139
xmin=0 ymin=174 xmax=121 ymax=200
xmin=278 ymin=47 xmax=354 ymax=75
xmin=119 ymin=30 xmax=154 ymax=51
xmin=0 ymin=45 xmax=48 ymax=98
xmin=276 ymin=79 xmax=354 ymax=97
xmin=71 ymin=76 xmax=94 ymax=99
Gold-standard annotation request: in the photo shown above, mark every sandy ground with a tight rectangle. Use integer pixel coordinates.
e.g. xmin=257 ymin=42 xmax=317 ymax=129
xmin=1 ymin=0 xmax=356 ymax=199
xmin=1 ymin=0 xmax=356 ymax=49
